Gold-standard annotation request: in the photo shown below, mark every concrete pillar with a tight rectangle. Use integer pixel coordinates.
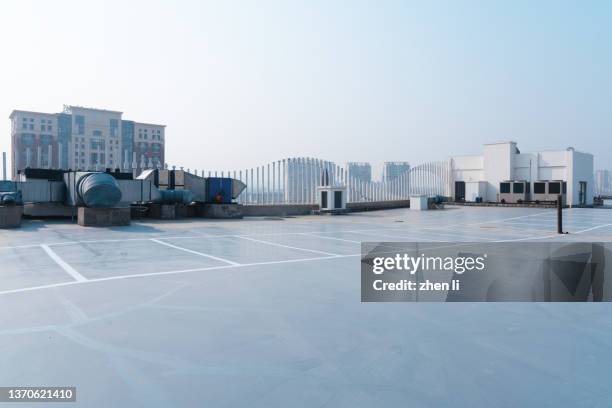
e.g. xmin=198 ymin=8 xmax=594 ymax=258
xmin=124 ymin=149 xmax=129 ymax=171
xmin=48 ymin=144 xmax=53 ymax=169
xmin=58 ymin=143 xmax=63 ymax=170
xmin=132 ymin=152 xmax=138 ymax=177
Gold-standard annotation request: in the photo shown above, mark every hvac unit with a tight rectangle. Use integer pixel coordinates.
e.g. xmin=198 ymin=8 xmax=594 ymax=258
xmin=499 ymin=180 xmax=530 ymax=203
xmin=206 ymin=178 xmax=233 ymax=204
xmin=532 ymin=180 xmax=566 ymax=205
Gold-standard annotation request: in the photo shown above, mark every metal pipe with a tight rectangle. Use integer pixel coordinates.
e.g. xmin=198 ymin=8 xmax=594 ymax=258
xmin=2 ymin=152 xmax=6 ymax=180
xmin=310 ymin=158 xmax=315 ymax=203
xmin=298 ymin=158 xmax=302 ymax=203
xmin=57 ymin=142 xmax=62 ymax=170
xmin=132 ymin=152 xmax=137 ymax=177
xmin=284 ymin=159 xmax=288 ymax=204
xmin=290 ymin=158 xmax=295 ymax=203
xmin=293 ymin=158 xmax=298 ymax=204
xmin=557 ymin=195 xmax=563 ymax=234
xmin=256 ymin=166 xmax=260 ymax=204
xmin=250 ymin=167 xmax=254 ymax=204
xmin=271 ymin=163 xmax=275 ymax=204
xmin=262 ymin=165 xmax=266 ymax=203
xmin=300 ymin=158 xmax=305 ymax=204
xmin=243 ymin=169 xmax=246 ymax=204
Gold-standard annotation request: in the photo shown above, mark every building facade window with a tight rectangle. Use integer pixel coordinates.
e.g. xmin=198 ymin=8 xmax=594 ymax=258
xmin=75 ymin=115 xmax=85 ymax=135
xmin=91 ymin=139 xmax=105 ymax=150
xmin=110 ymin=119 xmax=118 ymax=137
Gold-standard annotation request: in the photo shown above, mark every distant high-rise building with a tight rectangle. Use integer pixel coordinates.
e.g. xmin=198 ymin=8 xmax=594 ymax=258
xmin=382 ymin=161 xmax=410 ymax=182
xmin=9 ymin=105 xmax=165 ymax=179
xmin=346 ymin=162 xmax=372 ymax=182
xmin=595 ymin=170 xmax=612 ymax=196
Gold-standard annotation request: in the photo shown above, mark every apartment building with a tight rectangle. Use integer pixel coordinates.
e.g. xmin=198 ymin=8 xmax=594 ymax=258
xmin=9 ymin=105 xmax=165 ymax=179
xmin=382 ymin=162 xmax=410 ymax=183
xmin=346 ymin=162 xmax=372 ymax=182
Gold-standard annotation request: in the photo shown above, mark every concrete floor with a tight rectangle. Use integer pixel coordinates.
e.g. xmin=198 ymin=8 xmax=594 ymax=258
xmin=0 ymin=206 xmax=611 ymax=407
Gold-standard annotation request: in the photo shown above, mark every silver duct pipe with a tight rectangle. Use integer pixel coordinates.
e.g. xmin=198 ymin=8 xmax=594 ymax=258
xmin=2 ymin=152 xmax=6 ymax=180
xmin=47 ymin=144 xmax=53 ymax=169
xmin=58 ymin=142 xmax=63 ymax=170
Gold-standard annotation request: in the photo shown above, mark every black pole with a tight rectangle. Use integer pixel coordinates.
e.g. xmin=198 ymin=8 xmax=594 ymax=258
xmin=557 ymin=194 xmax=563 ymax=234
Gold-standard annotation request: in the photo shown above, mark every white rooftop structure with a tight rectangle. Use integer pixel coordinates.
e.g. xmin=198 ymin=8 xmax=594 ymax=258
xmin=451 ymin=141 xmax=594 ymax=206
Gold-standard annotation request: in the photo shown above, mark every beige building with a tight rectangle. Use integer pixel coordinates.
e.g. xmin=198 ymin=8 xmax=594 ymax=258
xmin=9 ymin=105 xmax=165 ymax=179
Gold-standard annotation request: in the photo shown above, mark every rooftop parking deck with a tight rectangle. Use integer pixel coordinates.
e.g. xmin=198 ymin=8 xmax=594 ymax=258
xmin=1 ymin=206 xmax=612 ymax=406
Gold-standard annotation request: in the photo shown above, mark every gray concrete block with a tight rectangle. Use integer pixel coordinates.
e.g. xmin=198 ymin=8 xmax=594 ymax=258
xmin=78 ymin=207 xmax=131 ymax=227
xmin=197 ymin=203 xmax=243 ymax=219
xmin=146 ymin=204 xmax=195 ymax=219
xmin=23 ymin=203 xmax=76 ymax=218
xmin=0 ymin=205 xmax=23 ymax=228
xmin=147 ymin=204 xmax=176 ymax=219
xmin=240 ymin=204 xmax=317 ymax=217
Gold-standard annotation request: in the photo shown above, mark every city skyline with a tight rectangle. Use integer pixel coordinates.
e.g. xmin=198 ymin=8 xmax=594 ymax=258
xmin=1 ymin=1 xmax=610 ymax=175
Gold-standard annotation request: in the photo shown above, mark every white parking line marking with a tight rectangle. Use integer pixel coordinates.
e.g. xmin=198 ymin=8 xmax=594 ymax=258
xmin=494 ymin=234 xmax=563 ymax=242
xmin=422 ymin=211 xmax=553 ymax=230
xmin=40 ymin=244 xmax=87 ymax=282
xmin=3 ymin=208 xmax=599 ymax=252
xmin=150 ymin=238 xmax=241 ymax=266
xmin=233 ymin=235 xmax=340 ymax=256
xmin=0 ymin=253 xmax=361 ymax=296
xmin=0 ymin=218 xmax=558 ymax=251
xmin=574 ymin=223 xmax=612 ymax=234
xmin=348 ymin=230 xmax=444 ymax=242
xmin=302 ymin=233 xmax=361 ymax=244
xmin=0 ymin=242 xmax=78 ymax=251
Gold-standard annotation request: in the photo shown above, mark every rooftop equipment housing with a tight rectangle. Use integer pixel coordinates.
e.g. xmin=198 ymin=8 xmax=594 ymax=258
xmin=533 ymin=180 xmax=566 ymax=205
xmin=499 ymin=180 xmax=530 ymax=203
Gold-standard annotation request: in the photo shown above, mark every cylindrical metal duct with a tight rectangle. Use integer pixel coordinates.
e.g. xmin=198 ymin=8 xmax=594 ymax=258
xmin=159 ymin=189 xmax=194 ymax=204
xmin=0 ymin=191 xmax=21 ymax=205
xmin=77 ymin=172 xmax=122 ymax=208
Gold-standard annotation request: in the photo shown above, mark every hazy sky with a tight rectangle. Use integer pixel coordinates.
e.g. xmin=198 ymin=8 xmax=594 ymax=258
xmin=1 ymin=0 xmax=610 ymax=177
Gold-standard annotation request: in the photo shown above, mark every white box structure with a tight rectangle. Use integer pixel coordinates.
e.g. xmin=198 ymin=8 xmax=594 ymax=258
xmin=317 ymin=186 xmax=347 ymax=212
xmin=410 ymin=195 xmax=428 ymax=210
